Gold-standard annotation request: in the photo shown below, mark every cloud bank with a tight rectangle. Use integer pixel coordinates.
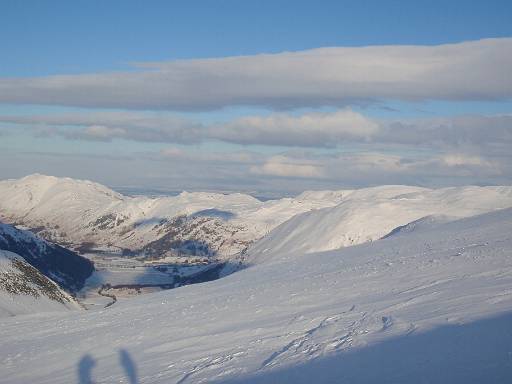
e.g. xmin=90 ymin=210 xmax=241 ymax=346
xmin=0 ymin=109 xmax=378 ymax=146
xmin=2 ymin=110 xmax=510 ymax=153
xmin=0 ymin=111 xmax=203 ymax=144
xmin=211 ymin=109 xmax=378 ymax=147
xmin=0 ymin=38 xmax=511 ymax=110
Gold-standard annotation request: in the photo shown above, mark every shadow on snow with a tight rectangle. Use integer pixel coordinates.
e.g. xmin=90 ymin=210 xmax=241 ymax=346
xmin=78 ymin=349 xmax=138 ymax=384
xmin=215 ymin=311 xmax=512 ymax=384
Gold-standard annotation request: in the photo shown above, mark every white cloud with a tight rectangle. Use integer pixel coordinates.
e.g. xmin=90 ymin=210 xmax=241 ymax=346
xmin=0 ymin=111 xmax=204 ymax=144
xmin=2 ymin=146 xmax=509 ymax=196
xmin=75 ymin=125 xmax=127 ymax=141
xmin=333 ymin=152 xmax=408 ymax=172
xmin=379 ymin=115 xmax=512 ymax=149
xmin=211 ymin=109 xmax=378 ymax=146
xmin=160 ymin=147 xmax=258 ymax=163
xmin=0 ymin=39 xmax=510 ymax=110
xmin=323 ymin=151 xmax=504 ymax=184
xmin=0 ymin=109 xmax=379 ymax=147
xmin=440 ymin=154 xmax=495 ymax=167
xmin=3 ymin=110 xmax=510 ymax=151
xmin=160 ymin=147 xmax=186 ymax=158
xmin=250 ymin=156 xmax=325 ymax=178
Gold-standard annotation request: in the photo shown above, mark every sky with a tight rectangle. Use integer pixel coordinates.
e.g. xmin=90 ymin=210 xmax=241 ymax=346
xmin=0 ymin=0 xmax=511 ymax=196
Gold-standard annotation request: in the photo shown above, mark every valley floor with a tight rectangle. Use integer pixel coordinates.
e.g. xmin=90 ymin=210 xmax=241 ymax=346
xmin=77 ymin=253 xmax=214 ymax=309
xmin=1 ymin=208 xmax=511 ymax=383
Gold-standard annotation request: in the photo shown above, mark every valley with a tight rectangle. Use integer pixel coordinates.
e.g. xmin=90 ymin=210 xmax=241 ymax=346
xmin=79 ymin=252 xmax=226 ymax=309
xmin=2 ymin=9 xmax=511 ymax=382
xmin=1 ymin=175 xmax=512 ymax=383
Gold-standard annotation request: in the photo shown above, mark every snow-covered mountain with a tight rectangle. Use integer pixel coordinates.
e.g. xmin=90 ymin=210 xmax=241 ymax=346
xmin=244 ymin=185 xmax=512 ymax=264
xmin=2 ymin=175 xmax=512 ymax=267
xmin=0 ymin=174 xmax=352 ymax=258
xmin=1 ymin=207 xmax=511 ymax=383
xmin=0 ymin=222 xmax=94 ymax=292
xmin=0 ymin=250 xmax=81 ymax=317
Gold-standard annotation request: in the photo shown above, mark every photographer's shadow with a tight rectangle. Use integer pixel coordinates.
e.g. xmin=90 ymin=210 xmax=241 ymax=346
xmin=78 ymin=348 xmax=138 ymax=384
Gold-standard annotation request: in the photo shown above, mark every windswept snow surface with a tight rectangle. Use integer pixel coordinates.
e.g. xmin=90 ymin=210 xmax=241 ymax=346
xmin=1 ymin=208 xmax=512 ymax=383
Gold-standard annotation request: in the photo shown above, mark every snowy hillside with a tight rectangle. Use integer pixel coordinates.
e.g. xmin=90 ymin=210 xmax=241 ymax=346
xmin=0 ymin=222 xmax=94 ymax=292
xmin=0 ymin=174 xmax=344 ymax=259
xmin=2 ymin=175 xmax=512 ymax=267
xmin=0 ymin=208 xmax=511 ymax=383
xmin=245 ymin=185 xmax=512 ymax=262
xmin=0 ymin=250 xmax=81 ymax=318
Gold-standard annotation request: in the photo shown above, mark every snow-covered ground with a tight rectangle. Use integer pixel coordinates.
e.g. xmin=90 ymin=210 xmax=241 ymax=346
xmin=1 ymin=207 xmax=511 ymax=383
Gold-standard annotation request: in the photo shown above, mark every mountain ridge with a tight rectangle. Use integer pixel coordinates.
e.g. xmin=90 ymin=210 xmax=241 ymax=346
xmin=2 ymin=175 xmax=512 ymax=266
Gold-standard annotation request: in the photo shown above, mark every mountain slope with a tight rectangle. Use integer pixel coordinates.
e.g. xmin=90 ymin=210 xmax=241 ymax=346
xmin=245 ymin=185 xmax=512 ymax=263
xmin=0 ymin=250 xmax=81 ymax=317
xmin=2 ymin=175 xmax=512 ymax=266
xmin=0 ymin=208 xmax=511 ymax=383
xmin=0 ymin=222 xmax=94 ymax=292
xmin=0 ymin=174 xmax=353 ymax=258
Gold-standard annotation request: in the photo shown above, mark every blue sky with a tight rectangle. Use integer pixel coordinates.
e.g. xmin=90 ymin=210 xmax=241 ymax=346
xmin=0 ymin=1 xmax=511 ymax=194
xmin=2 ymin=0 xmax=512 ymax=76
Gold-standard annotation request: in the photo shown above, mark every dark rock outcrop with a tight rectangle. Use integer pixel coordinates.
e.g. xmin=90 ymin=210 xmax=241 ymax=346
xmin=0 ymin=222 xmax=94 ymax=293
